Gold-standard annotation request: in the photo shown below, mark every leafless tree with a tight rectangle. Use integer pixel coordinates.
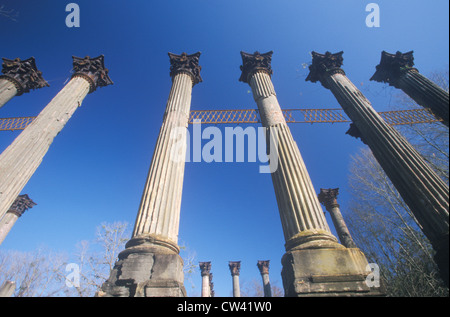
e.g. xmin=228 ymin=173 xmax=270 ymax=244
xmin=239 ymin=278 xmax=284 ymax=297
xmin=70 ymin=221 xmax=130 ymax=297
xmin=0 ymin=248 xmax=68 ymax=297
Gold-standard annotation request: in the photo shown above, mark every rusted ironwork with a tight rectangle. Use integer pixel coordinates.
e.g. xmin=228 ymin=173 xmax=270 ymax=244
xmin=0 ymin=108 xmax=442 ymax=132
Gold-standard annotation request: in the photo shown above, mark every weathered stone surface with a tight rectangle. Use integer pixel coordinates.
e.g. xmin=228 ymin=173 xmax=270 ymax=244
xmin=257 ymin=260 xmax=272 ymax=297
xmin=371 ymin=51 xmax=449 ymax=127
xmin=0 ymin=57 xmax=48 ymax=96
xmin=241 ymin=51 xmax=382 ymax=297
xmin=72 ymin=55 xmax=113 ymax=93
xmin=0 ymin=56 xmax=111 ymax=221
xmin=102 ymin=53 xmax=201 ymax=297
xmin=0 ymin=194 xmax=36 ymax=245
xmin=281 ymin=248 xmax=383 ymax=297
xmin=0 ymin=79 xmax=18 ymax=109
xmin=241 ymin=52 xmax=338 ymax=250
xmin=100 ymin=248 xmax=186 ymax=297
xmin=318 ymin=188 xmax=357 ymax=249
xmin=168 ymin=52 xmax=202 ymax=86
xmin=307 ymin=50 xmax=449 ymax=286
xmin=0 ymin=77 xmax=91 ymax=220
xmin=229 ymin=261 xmax=241 ymax=297
xmin=199 ymin=262 xmax=212 ymax=297
xmin=0 ymin=281 xmax=15 ymax=297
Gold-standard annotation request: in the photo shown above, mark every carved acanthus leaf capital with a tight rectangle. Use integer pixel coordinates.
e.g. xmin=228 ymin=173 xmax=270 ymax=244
xmin=306 ymin=51 xmax=345 ymax=88
xmin=199 ymin=261 xmax=212 ymax=276
xmin=72 ymin=55 xmax=113 ymax=93
xmin=370 ymin=51 xmax=416 ymax=85
xmin=0 ymin=57 xmax=49 ymax=95
xmin=257 ymin=260 xmax=270 ymax=275
xmin=228 ymin=261 xmax=241 ymax=276
xmin=239 ymin=51 xmax=273 ymax=84
xmin=168 ymin=52 xmax=202 ymax=86
xmin=8 ymin=194 xmax=37 ymax=217
xmin=318 ymin=188 xmax=340 ymax=210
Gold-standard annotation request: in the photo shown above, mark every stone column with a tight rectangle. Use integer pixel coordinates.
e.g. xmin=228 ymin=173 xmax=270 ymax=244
xmin=318 ymin=188 xmax=357 ymax=249
xmin=0 ymin=281 xmax=15 ymax=297
xmin=257 ymin=260 xmax=272 ymax=297
xmin=240 ymin=51 xmax=380 ymax=296
xmin=199 ymin=262 xmax=211 ymax=297
xmin=371 ymin=51 xmax=449 ymax=127
xmin=229 ymin=261 xmax=241 ymax=297
xmin=0 ymin=56 xmax=112 ymax=220
xmin=101 ymin=53 xmax=202 ymax=297
xmin=0 ymin=194 xmax=36 ymax=245
xmin=209 ymin=273 xmax=215 ymax=297
xmin=0 ymin=57 xmax=49 ymax=109
xmin=307 ymin=51 xmax=449 ymax=286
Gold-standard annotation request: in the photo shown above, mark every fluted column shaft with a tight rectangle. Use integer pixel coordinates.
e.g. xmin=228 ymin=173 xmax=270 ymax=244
xmin=0 ymin=213 xmax=19 ymax=244
xmin=324 ymin=72 xmax=448 ymax=244
xmin=328 ymin=204 xmax=356 ymax=248
xmin=257 ymin=260 xmax=272 ymax=297
xmin=318 ymin=189 xmax=357 ymax=248
xmin=396 ymin=69 xmax=449 ymax=126
xmin=0 ymin=79 xmax=18 ymax=109
xmin=371 ymin=51 xmax=449 ymax=127
xmin=0 ymin=77 xmax=90 ymax=219
xmin=131 ymin=72 xmax=193 ymax=249
xmin=199 ymin=262 xmax=212 ymax=297
xmin=307 ymin=51 xmax=448 ymax=285
xmin=248 ymin=70 xmax=338 ymax=251
xmin=229 ymin=261 xmax=241 ymax=297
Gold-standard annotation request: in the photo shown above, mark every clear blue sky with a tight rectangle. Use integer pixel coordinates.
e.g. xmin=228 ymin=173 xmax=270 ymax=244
xmin=0 ymin=0 xmax=448 ymax=297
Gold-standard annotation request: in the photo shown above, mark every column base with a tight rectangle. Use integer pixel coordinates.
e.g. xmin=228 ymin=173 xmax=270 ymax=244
xmin=281 ymin=247 xmax=384 ymax=297
xmin=98 ymin=235 xmax=186 ymax=297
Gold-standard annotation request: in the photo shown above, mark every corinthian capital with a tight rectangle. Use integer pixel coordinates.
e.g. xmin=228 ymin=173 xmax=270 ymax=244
xmin=370 ymin=51 xmax=416 ymax=86
xmin=199 ymin=262 xmax=212 ymax=276
xmin=72 ymin=55 xmax=113 ymax=93
xmin=318 ymin=188 xmax=340 ymax=210
xmin=229 ymin=261 xmax=241 ymax=276
xmin=168 ymin=52 xmax=202 ymax=86
xmin=1 ymin=57 xmax=49 ymax=95
xmin=239 ymin=51 xmax=273 ymax=84
xmin=306 ymin=51 xmax=345 ymax=88
xmin=257 ymin=260 xmax=270 ymax=275
xmin=8 ymin=194 xmax=36 ymax=218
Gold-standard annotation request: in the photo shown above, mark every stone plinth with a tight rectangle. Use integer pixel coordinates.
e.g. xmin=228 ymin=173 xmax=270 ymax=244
xmin=240 ymin=51 xmax=383 ymax=297
xmin=281 ymin=248 xmax=382 ymax=297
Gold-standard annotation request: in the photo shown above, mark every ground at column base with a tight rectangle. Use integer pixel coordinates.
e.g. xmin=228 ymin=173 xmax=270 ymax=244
xmin=281 ymin=247 xmax=385 ymax=297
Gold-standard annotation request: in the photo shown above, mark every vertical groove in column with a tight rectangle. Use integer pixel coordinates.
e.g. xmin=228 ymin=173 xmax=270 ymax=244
xmin=0 ymin=77 xmax=91 ymax=219
xmin=249 ymin=71 xmax=337 ymax=250
xmin=0 ymin=79 xmax=18 ymax=108
xmin=397 ymin=70 xmax=449 ymax=126
xmin=132 ymin=73 xmax=192 ymax=244
xmin=326 ymin=73 xmax=449 ymax=243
